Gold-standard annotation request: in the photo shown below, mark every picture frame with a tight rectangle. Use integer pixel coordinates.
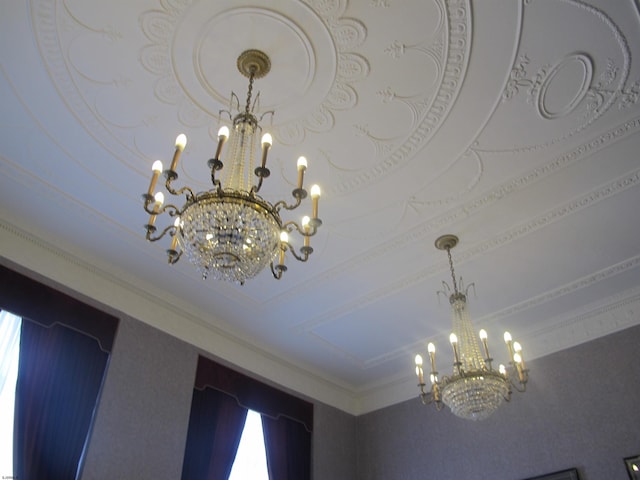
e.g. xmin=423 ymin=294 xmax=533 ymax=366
xmin=625 ymin=455 xmax=640 ymax=479
xmin=523 ymin=468 xmax=580 ymax=480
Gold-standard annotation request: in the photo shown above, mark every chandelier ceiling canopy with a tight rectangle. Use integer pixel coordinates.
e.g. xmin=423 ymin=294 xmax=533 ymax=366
xmin=142 ymin=50 xmax=322 ymax=285
xmin=414 ymin=235 xmax=529 ymax=421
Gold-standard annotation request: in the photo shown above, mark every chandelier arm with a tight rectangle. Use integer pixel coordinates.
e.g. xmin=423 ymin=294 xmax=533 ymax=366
xmin=285 ymin=244 xmax=311 ymax=262
xmin=164 ymin=183 xmax=196 ymax=202
xmin=259 ymin=110 xmax=274 ymax=124
xmin=418 ymin=383 xmax=443 ymax=409
xmin=209 ymin=172 xmax=223 ymax=193
xmin=282 ymin=221 xmax=319 ymax=237
xmin=510 ymin=382 xmax=527 ymax=393
xmin=166 ymin=248 xmax=182 ymax=265
xmin=145 ymin=223 xmax=177 ymax=242
xmin=143 ymin=201 xmax=181 ymax=217
xmin=270 ymin=262 xmax=286 ymax=280
xmin=509 ymin=372 xmax=528 ymax=392
xmin=250 ymin=177 xmax=265 ymax=195
xmin=273 ymin=196 xmax=303 ymax=212
xmin=143 ymin=198 xmax=156 ymax=215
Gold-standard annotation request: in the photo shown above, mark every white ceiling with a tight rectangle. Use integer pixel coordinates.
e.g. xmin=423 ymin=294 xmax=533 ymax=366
xmin=1 ymin=0 xmax=640 ymax=414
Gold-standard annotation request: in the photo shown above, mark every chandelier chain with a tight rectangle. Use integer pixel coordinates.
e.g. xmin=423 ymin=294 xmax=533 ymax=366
xmin=245 ymin=68 xmax=256 ymax=115
xmin=446 ymin=246 xmax=459 ymax=295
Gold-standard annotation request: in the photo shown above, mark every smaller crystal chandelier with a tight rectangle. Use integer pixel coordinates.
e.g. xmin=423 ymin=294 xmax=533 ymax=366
xmin=414 ymin=235 xmax=528 ymax=421
xmin=142 ymin=50 xmax=322 ymax=284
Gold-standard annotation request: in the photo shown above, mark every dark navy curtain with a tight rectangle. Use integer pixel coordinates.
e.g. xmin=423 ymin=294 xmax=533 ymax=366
xmin=0 ymin=264 xmax=119 ymax=480
xmin=182 ymin=355 xmax=313 ymax=480
xmin=181 ymin=387 xmax=248 ymax=479
xmin=14 ymin=320 xmax=110 ymax=479
xmin=262 ymin=414 xmax=312 ymax=480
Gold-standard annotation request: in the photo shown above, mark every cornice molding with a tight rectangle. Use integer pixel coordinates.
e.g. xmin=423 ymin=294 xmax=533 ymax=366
xmin=0 ymin=220 xmax=358 ymax=413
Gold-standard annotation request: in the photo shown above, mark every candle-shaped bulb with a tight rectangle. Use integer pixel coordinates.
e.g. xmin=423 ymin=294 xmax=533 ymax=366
xmin=154 ymin=191 xmax=164 ymax=207
xmin=175 ymin=134 xmax=187 ymax=151
xmin=430 ymin=373 xmax=437 ymax=385
xmin=499 ymin=364 xmax=506 ymax=375
xmin=218 ymin=126 xmax=230 ymax=139
xmin=147 ymin=160 xmax=164 ymax=196
xmin=426 ymin=342 xmax=437 ymax=373
xmin=504 ymin=331 xmax=515 ymax=361
xmin=170 ymin=135 xmax=187 ymax=171
xmin=214 ymin=126 xmax=229 ymax=161
xmin=296 ymin=156 xmax=308 ymax=189
xmin=479 ymin=328 xmax=491 ymax=362
xmin=170 ymin=216 xmax=181 ymax=251
xmin=302 ymin=215 xmax=311 ymax=247
xmin=278 ymin=231 xmax=288 ymax=267
xmin=414 ymin=354 xmax=423 ymax=367
xmin=449 ymin=333 xmax=460 ymax=367
xmin=310 ymin=184 xmax=321 ymax=220
xmin=513 ymin=341 xmax=526 ymax=370
xmin=147 ymin=192 xmax=164 ymax=228
xmin=414 ymin=355 xmax=424 ymax=384
xmin=257 ymin=132 xmax=271 ymax=168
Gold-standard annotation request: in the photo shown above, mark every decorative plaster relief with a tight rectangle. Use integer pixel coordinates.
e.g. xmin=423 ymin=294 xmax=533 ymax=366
xmin=495 ymin=0 xmax=631 ymax=151
xmin=31 ymin=0 xmax=474 ymax=198
xmin=478 ymin=255 xmax=640 ymax=329
xmin=283 ymin=117 xmax=640 ymax=327
xmin=30 ymin=0 xmax=370 ymax=177
xmin=303 ymin=162 xmax=640 ymax=366
xmin=331 ymin=0 xmax=470 ymax=195
xmin=280 ymin=116 xmax=640 ymax=306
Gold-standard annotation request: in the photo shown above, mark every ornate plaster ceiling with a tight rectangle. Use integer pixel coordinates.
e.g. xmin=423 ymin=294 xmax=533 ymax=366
xmin=1 ymin=0 xmax=639 ymax=414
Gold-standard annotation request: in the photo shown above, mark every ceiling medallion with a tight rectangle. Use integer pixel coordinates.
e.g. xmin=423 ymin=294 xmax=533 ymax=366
xmin=142 ymin=50 xmax=322 ymax=285
xmin=414 ymin=235 xmax=528 ymax=420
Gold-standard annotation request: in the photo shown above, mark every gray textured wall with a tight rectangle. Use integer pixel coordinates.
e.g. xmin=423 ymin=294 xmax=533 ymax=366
xmin=80 ymin=316 xmax=197 ymax=479
xmin=356 ymin=324 xmax=640 ymax=480
xmin=80 ymin=316 xmax=356 ymax=480
xmin=80 ymin=315 xmax=639 ymax=480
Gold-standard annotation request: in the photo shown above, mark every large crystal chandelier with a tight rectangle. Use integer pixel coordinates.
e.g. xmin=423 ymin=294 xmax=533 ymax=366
xmin=414 ymin=235 xmax=528 ymax=421
xmin=142 ymin=50 xmax=322 ymax=284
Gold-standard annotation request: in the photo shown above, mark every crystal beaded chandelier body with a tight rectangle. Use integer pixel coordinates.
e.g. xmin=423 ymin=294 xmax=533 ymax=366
xmin=414 ymin=235 xmax=528 ymax=421
xmin=142 ymin=50 xmax=322 ymax=284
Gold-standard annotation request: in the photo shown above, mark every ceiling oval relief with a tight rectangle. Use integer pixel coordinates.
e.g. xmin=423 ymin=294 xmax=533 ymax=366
xmin=485 ymin=0 xmax=631 ymax=152
xmin=536 ymin=53 xmax=594 ymax=120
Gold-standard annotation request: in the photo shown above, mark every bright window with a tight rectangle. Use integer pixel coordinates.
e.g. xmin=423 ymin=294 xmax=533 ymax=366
xmin=0 ymin=311 xmax=21 ymax=477
xmin=228 ymin=409 xmax=269 ymax=480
